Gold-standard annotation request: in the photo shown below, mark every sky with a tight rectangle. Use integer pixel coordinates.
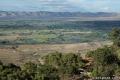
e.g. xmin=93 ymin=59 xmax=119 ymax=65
xmin=0 ymin=0 xmax=120 ymax=12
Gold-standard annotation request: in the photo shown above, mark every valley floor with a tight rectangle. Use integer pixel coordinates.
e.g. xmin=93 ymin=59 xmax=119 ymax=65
xmin=0 ymin=41 xmax=112 ymax=65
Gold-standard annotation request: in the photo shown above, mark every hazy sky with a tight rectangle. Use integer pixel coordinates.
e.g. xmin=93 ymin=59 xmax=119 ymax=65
xmin=0 ymin=0 xmax=120 ymax=12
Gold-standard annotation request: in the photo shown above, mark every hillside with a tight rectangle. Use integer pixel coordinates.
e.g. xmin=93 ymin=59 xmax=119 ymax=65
xmin=0 ymin=11 xmax=120 ymax=20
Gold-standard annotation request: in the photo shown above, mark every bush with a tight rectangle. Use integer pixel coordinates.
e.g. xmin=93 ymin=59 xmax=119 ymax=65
xmin=87 ymin=46 xmax=119 ymax=77
xmin=43 ymin=52 xmax=85 ymax=75
xmin=109 ymin=28 xmax=120 ymax=47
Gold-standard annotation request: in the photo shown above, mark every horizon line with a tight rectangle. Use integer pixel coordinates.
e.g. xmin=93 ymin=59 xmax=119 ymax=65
xmin=0 ymin=10 xmax=119 ymax=13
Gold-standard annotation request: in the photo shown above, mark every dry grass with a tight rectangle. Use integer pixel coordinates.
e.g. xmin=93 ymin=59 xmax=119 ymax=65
xmin=0 ymin=41 xmax=112 ymax=65
xmin=0 ymin=34 xmax=20 ymax=40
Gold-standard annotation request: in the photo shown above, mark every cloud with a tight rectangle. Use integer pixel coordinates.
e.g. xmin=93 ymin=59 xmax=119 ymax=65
xmin=0 ymin=0 xmax=120 ymax=12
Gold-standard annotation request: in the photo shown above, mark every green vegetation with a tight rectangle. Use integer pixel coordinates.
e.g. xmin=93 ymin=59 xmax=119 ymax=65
xmin=43 ymin=53 xmax=85 ymax=74
xmin=1 ymin=20 xmax=120 ymax=79
xmin=1 ymin=20 xmax=120 ymax=44
xmin=109 ymin=28 xmax=120 ymax=47
xmin=0 ymin=53 xmax=87 ymax=80
xmin=0 ymin=28 xmax=119 ymax=80
xmin=87 ymin=28 xmax=120 ymax=78
xmin=87 ymin=47 xmax=119 ymax=77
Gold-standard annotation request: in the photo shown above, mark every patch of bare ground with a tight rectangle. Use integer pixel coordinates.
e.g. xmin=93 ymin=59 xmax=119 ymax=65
xmin=62 ymin=31 xmax=92 ymax=34
xmin=0 ymin=41 xmax=112 ymax=65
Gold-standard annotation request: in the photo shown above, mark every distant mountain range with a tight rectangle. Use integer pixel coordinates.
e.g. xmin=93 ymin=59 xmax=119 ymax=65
xmin=0 ymin=11 xmax=120 ymax=21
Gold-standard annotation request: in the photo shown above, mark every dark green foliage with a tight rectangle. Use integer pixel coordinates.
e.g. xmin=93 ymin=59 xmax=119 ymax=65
xmin=35 ymin=64 xmax=59 ymax=80
xmin=21 ymin=62 xmax=37 ymax=80
xmin=109 ymin=28 xmax=120 ymax=47
xmin=87 ymin=46 xmax=119 ymax=77
xmin=88 ymin=47 xmax=118 ymax=65
xmin=0 ymin=62 xmax=60 ymax=80
xmin=0 ymin=63 xmax=21 ymax=80
xmin=43 ymin=52 xmax=63 ymax=66
xmin=43 ymin=52 xmax=85 ymax=74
